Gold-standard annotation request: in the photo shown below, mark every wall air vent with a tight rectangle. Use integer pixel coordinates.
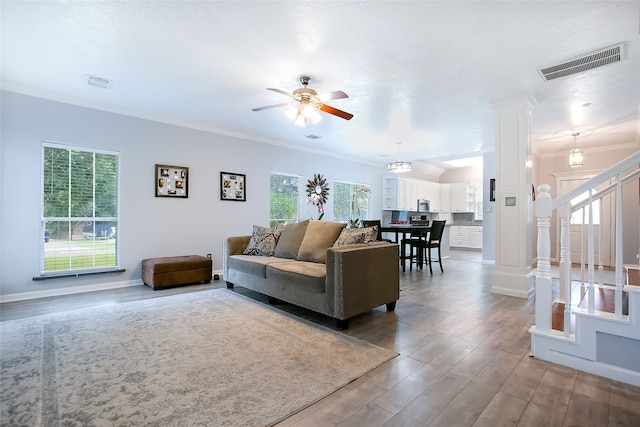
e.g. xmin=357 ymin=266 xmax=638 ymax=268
xmin=87 ymin=75 xmax=113 ymax=89
xmin=537 ymin=42 xmax=626 ymax=81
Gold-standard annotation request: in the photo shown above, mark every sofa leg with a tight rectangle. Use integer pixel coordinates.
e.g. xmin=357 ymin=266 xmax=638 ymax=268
xmin=336 ymin=319 xmax=349 ymax=330
xmin=386 ymin=301 xmax=397 ymax=312
xmin=226 ymin=281 xmax=234 ymax=289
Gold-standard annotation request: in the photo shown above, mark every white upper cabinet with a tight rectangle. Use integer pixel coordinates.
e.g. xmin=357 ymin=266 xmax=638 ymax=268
xmin=382 ymin=176 xmax=398 ymax=210
xmin=421 ymin=180 xmax=441 ymax=211
xmin=383 ymin=177 xmax=475 ymax=212
xmin=382 ymin=176 xmax=418 ymax=210
xmin=439 ymin=184 xmax=451 ymax=212
xmin=450 ymin=183 xmax=474 ymax=212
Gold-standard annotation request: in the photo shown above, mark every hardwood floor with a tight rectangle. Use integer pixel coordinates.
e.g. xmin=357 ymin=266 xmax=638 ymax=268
xmin=2 ymin=249 xmax=640 ymax=426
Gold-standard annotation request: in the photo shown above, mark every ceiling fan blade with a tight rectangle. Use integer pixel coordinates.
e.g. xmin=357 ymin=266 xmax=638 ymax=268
xmin=317 ymin=104 xmax=354 ymax=120
xmin=251 ymin=102 xmax=290 ymax=112
xmin=266 ymin=88 xmax=295 ymax=98
xmin=317 ymin=91 xmax=349 ymax=101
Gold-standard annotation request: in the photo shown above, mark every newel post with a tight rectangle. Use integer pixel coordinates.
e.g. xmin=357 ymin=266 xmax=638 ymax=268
xmin=535 ymin=184 xmax=552 ymax=332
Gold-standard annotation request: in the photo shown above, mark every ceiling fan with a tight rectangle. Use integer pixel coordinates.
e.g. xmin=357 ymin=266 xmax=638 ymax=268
xmin=252 ymin=76 xmax=353 ymax=125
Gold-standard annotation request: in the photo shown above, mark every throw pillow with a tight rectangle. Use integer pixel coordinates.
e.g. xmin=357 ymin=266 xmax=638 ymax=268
xmin=297 ymin=220 xmax=347 ymax=263
xmin=243 ymin=225 xmax=282 ymax=256
xmin=274 ymin=220 xmax=310 ymax=259
xmin=333 ymin=226 xmax=378 ymax=247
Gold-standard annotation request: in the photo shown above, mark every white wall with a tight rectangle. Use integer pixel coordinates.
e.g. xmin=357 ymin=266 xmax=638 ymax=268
xmin=482 ymin=151 xmax=496 ymax=263
xmin=0 ymin=91 xmax=385 ymax=298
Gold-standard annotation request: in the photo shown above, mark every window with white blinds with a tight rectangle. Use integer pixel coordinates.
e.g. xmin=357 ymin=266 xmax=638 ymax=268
xmin=270 ymin=173 xmax=300 ymax=228
xmin=41 ymin=143 xmax=120 ymax=275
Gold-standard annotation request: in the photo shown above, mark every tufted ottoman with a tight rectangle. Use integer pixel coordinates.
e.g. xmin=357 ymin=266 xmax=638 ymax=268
xmin=142 ymin=255 xmax=212 ymax=290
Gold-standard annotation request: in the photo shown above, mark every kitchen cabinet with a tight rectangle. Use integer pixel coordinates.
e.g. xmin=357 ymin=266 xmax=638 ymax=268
xmin=450 ymin=183 xmax=474 ymax=212
xmin=382 ymin=176 xmax=397 ymax=210
xmin=450 ymin=226 xmax=468 ymax=247
xmin=439 ymin=184 xmax=451 ymax=212
xmin=468 ymin=226 xmax=483 ymax=248
xmin=383 ymin=177 xmax=475 ymax=213
xmin=382 ymin=176 xmax=418 ymax=210
xmin=450 ymin=225 xmax=483 ymax=249
xmin=422 ymin=180 xmax=441 ymax=211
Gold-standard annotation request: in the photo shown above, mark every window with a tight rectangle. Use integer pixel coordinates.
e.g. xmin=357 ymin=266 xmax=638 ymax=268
xmin=41 ymin=143 xmax=119 ymax=274
xmin=270 ymin=173 xmax=300 ymax=227
xmin=333 ymin=181 xmax=371 ymax=225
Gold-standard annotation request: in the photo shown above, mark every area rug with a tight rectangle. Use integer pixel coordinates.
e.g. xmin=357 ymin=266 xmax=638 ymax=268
xmin=1 ymin=289 xmax=397 ymax=426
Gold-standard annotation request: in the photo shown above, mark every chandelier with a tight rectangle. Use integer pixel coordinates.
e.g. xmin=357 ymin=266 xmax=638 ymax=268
xmin=387 ymin=161 xmax=412 ymax=173
xmin=568 ymin=132 xmax=583 ymax=167
xmin=387 ymin=142 xmax=412 ymax=173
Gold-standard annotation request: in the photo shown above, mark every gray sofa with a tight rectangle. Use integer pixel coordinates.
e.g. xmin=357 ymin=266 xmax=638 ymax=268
xmin=223 ymin=220 xmax=400 ymax=329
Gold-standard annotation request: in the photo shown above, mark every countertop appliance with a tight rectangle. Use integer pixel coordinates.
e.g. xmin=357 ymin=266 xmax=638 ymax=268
xmin=417 ymin=199 xmax=430 ymax=212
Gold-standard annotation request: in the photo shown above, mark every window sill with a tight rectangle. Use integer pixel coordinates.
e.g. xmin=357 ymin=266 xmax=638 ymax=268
xmin=33 ymin=268 xmax=126 ymax=281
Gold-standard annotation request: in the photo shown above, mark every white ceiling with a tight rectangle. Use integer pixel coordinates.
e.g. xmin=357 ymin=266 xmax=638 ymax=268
xmin=2 ymin=1 xmax=639 ymax=171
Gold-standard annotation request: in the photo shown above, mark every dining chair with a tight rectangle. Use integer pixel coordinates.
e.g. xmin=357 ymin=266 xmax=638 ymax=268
xmin=361 ymin=220 xmax=393 ymax=242
xmin=400 ymin=227 xmax=427 ymax=271
xmin=408 ymin=220 xmax=446 ymax=274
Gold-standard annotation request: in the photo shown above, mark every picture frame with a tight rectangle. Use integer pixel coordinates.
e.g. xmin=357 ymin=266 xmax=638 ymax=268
xmin=489 ymin=178 xmax=496 ymax=202
xmin=155 ymin=164 xmax=189 ymax=198
xmin=220 ymin=172 xmax=246 ymax=201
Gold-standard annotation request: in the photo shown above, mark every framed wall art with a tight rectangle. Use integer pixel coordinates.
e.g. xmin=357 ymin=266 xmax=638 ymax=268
xmin=220 ymin=172 xmax=246 ymax=201
xmin=155 ymin=164 xmax=189 ymax=198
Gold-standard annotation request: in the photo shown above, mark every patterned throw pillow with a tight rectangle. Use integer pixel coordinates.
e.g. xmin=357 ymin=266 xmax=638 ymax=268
xmin=243 ymin=225 xmax=282 ymax=256
xmin=333 ymin=226 xmax=378 ymax=247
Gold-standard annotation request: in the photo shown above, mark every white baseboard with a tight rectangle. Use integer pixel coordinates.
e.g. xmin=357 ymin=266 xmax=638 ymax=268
xmin=1 ymin=269 xmax=225 ymax=303
xmin=0 ymin=279 xmax=143 ymax=303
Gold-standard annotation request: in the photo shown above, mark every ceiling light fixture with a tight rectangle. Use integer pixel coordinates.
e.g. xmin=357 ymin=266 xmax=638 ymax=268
xmin=387 ymin=161 xmax=412 ymax=173
xmin=285 ymin=100 xmax=323 ymax=127
xmin=568 ymin=132 xmax=583 ymax=167
xmin=387 ymin=142 xmax=412 ymax=173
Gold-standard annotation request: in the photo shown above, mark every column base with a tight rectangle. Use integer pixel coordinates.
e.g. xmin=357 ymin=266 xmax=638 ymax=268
xmin=492 ymin=269 xmax=535 ymax=298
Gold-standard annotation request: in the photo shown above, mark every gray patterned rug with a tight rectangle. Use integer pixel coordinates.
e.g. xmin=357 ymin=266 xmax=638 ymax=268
xmin=1 ymin=288 xmax=397 ymax=426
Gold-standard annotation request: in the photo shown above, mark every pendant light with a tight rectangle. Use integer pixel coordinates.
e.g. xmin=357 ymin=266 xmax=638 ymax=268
xmin=568 ymin=132 xmax=583 ymax=167
xmin=387 ymin=142 xmax=412 ymax=173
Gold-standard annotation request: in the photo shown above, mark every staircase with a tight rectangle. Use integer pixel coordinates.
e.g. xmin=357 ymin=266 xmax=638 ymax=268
xmin=529 ymin=151 xmax=640 ymax=386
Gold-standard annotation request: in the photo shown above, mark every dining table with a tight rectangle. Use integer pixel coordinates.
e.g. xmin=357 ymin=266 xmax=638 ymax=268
xmin=379 ymin=224 xmax=431 ymax=272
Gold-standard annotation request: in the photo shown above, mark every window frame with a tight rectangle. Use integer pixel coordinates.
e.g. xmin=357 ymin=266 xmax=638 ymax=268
xmin=269 ymin=172 xmax=301 ymax=228
xmin=333 ymin=181 xmax=372 ymax=225
xmin=40 ymin=142 xmax=121 ymax=276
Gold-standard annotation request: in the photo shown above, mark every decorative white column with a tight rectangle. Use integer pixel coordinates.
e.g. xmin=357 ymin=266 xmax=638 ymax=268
xmin=491 ymin=93 xmax=536 ymax=298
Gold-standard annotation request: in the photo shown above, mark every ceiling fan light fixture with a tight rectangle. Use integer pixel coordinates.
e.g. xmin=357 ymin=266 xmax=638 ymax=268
xmin=294 ymin=111 xmax=307 ymax=126
xmin=387 ymin=161 xmax=412 ymax=173
xmin=568 ymin=132 xmax=584 ymax=167
xmin=302 ymin=104 xmax=323 ymax=124
xmin=285 ymin=106 xmax=298 ymax=120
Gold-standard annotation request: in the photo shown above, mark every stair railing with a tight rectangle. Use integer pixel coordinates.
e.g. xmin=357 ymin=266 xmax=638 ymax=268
xmin=535 ymin=151 xmax=640 ymax=336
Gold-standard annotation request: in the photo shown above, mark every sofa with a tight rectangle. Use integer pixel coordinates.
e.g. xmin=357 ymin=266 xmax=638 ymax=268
xmin=223 ymin=219 xmax=400 ymax=329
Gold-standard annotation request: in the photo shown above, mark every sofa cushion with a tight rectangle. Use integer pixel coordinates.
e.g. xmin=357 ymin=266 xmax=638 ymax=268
xmin=243 ymin=225 xmax=282 ymax=256
xmin=297 ymin=220 xmax=346 ymax=263
xmin=333 ymin=226 xmax=378 ymax=247
xmin=228 ymin=255 xmax=290 ymax=278
xmin=274 ymin=220 xmax=310 ymax=259
xmin=266 ymin=261 xmax=327 ymax=293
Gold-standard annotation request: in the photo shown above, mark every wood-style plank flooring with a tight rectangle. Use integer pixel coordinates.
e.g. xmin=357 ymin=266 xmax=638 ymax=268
xmin=2 ymin=250 xmax=640 ymax=426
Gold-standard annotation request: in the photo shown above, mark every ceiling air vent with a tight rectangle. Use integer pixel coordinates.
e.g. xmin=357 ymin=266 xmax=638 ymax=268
xmin=537 ymin=42 xmax=626 ymax=81
xmin=87 ymin=75 xmax=113 ymax=89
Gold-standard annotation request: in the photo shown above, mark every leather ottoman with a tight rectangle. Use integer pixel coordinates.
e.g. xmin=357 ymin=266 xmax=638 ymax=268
xmin=142 ymin=255 xmax=212 ymax=290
